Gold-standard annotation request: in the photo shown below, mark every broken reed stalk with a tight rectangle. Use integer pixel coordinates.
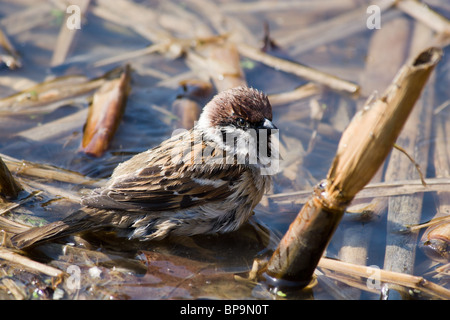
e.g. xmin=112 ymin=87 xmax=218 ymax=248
xmin=336 ymin=18 xmax=411 ymax=298
xmin=260 ymin=47 xmax=443 ymax=288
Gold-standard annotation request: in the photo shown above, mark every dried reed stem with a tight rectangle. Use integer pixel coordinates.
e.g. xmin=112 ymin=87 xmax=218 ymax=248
xmin=0 ymin=75 xmax=104 ymax=114
xmin=268 ymin=177 xmax=450 ymax=205
xmin=93 ymin=42 xmax=169 ymax=68
xmin=92 ymin=0 xmax=170 ymax=43
xmin=319 ymin=257 xmax=450 ymax=299
xmin=275 ymin=0 xmax=396 ymax=56
xmin=261 ymin=47 xmax=442 ymax=287
xmin=187 ymin=41 xmax=247 ymax=91
xmin=268 ymin=83 xmax=321 ymax=106
xmin=237 ymin=43 xmax=359 ymax=95
xmin=327 ymin=48 xmax=441 ymax=201
xmin=51 ymin=0 xmax=91 ymax=66
xmin=337 ymin=18 xmax=411 ymax=298
xmin=1 ymin=153 xmax=102 ymax=187
xmin=0 ymin=247 xmax=63 ymax=278
xmin=396 ymin=0 xmax=450 ymax=35
xmin=205 ymin=41 xmax=247 ymax=90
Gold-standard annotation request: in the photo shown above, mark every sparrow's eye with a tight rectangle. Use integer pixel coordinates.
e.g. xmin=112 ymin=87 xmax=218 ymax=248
xmin=236 ymin=117 xmax=248 ymax=128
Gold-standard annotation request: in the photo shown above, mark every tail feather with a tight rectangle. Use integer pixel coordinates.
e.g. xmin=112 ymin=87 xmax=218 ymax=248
xmin=10 ymin=210 xmax=96 ymax=249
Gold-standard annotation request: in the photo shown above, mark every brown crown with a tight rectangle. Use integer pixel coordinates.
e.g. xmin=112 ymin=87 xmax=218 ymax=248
xmin=206 ymin=86 xmax=272 ymax=127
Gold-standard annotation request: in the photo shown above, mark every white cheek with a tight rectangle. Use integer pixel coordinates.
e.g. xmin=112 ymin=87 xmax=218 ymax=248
xmin=196 ymin=108 xmax=212 ymax=130
xmin=236 ymin=130 xmax=258 ymax=159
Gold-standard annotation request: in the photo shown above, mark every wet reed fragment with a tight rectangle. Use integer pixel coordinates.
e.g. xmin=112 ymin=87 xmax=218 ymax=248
xmin=80 ymin=65 xmax=131 ymax=157
xmin=0 ymin=247 xmax=63 ymax=278
xmin=318 ymin=257 xmax=450 ymax=300
xmin=0 ymin=153 xmax=102 ymax=187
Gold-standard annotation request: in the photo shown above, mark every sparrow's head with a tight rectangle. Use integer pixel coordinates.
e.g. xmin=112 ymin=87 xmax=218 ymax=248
xmin=197 ymin=86 xmax=276 ymax=132
xmin=196 ymin=87 xmax=279 ymax=172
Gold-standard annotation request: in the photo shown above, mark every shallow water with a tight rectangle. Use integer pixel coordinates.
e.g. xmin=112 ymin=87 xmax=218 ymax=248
xmin=0 ymin=0 xmax=449 ymax=300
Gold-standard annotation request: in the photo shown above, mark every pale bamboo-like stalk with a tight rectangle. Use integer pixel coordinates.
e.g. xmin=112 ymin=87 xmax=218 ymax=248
xmin=318 ymin=257 xmax=450 ymax=300
xmin=396 ymin=0 xmax=450 ymax=35
xmin=261 ymin=47 xmax=442 ymax=287
xmin=268 ymin=83 xmax=321 ymax=106
xmin=180 ymin=41 xmax=246 ymax=130
xmin=237 ymin=43 xmax=359 ymax=95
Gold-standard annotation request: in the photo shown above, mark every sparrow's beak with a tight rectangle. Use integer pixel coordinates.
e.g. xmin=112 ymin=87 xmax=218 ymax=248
xmin=259 ymin=118 xmax=277 ymax=130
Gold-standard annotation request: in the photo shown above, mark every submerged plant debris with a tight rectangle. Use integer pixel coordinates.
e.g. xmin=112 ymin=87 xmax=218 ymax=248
xmin=0 ymin=0 xmax=449 ymax=300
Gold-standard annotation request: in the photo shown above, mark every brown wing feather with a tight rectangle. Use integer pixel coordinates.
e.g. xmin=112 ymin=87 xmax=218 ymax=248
xmin=82 ymin=129 xmax=246 ymax=212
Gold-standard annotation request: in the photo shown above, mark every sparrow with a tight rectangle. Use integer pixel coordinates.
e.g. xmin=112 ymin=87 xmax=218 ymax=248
xmin=10 ymin=86 xmax=278 ymax=249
